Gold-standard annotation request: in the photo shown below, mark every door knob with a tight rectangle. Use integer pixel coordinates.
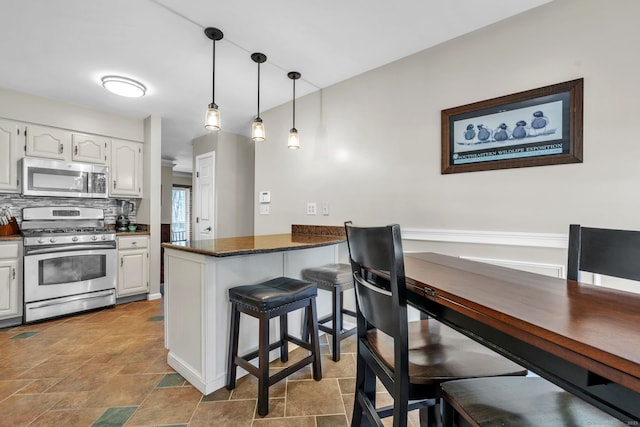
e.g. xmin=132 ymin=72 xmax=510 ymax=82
xmin=204 ymin=227 xmax=212 ymax=232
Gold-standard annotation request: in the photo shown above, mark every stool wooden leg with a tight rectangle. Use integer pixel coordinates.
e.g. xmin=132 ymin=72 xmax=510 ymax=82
xmin=258 ymin=313 xmax=270 ymax=416
xmin=226 ymin=303 xmax=240 ymax=390
xmin=301 ymin=308 xmax=309 ymax=342
xmin=332 ymin=287 xmax=342 ymax=362
xmin=308 ymin=297 xmax=322 ymax=380
xmin=280 ymin=314 xmax=288 ymax=362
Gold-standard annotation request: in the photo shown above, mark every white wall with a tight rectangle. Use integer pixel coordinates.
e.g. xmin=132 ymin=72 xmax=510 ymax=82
xmin=138 ymin=115 xmax=162 ymax=299
xmin=0 ymin=87 xmax=142 ymax=142
xmin=192 ymin=130 xmax=255 ymax=238
xmin=255 ymin=0 xmax=640 ymax=290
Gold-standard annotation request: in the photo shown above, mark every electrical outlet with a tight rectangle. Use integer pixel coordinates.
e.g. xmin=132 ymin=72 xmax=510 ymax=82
xmin=307 ymin=202 xmax=317 ymax=215
xmin=259 ymin=205 xmax=270 ymax=215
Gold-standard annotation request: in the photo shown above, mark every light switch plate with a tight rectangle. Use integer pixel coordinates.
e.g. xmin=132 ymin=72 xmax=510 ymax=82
xmin=259 ymin=191 xmax=271 ymax=203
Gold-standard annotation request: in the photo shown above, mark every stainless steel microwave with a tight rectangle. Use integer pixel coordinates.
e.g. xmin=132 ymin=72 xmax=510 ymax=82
xmin=22 ymin=158 xmax=108 ymax=198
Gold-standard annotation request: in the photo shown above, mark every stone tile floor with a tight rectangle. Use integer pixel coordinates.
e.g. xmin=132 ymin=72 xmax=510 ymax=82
xmin=0 ymin=299 xmax=422 ymax=426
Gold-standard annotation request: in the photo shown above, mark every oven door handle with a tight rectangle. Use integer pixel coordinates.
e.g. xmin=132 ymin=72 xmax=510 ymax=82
xmin=27 ymin=290 xmax=115 ymax=309
xmin=25 ymin=243 xmax=116 ymax=255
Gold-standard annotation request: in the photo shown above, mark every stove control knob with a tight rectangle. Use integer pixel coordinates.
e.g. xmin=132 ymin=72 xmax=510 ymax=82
xmin=101 ymin=235 xmax=106 ymax=240
xmin=37 ymin=238 xmax=45 ymax=244
xmin=72 ymin=236 xmax=79 ymax=242
xmin=49 ymin=238 xmax=57 ymax=243
xmin=91 ymin=235 xmax=98 ymax=241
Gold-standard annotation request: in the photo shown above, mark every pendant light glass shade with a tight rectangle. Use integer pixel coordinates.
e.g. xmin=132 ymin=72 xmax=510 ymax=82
xmin=251 ymin=52 xmax=267 ymax=142
xmin=204 ymin=27 xmax=223 ymax=131
xmin=288 ymin=128 xmax=300 ymax=149
xmin=205 ymin=103 xmax=221 ymax=130
xmin=252 ymin=118 xmax=265 ymax=142
xmin=287 ymin=71 xmax=301 ymax=150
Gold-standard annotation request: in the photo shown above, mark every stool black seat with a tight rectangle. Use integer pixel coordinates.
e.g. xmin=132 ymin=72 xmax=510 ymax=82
xmin=301 ymin=263 xmax=357 ymax=361
xmin=226 ymin=276 xmax=322 ymax=416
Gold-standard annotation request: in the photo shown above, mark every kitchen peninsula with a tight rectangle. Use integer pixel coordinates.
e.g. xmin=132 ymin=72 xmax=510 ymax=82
xmin=162 ymin=225 xmax=346 ymax=395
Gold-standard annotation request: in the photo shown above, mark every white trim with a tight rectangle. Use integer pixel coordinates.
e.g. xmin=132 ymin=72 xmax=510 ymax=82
xmin=147 ymin=292 xmax=162 ymax=301
xmin=402 ymin=228 xmax=567 ymax=249
xmin=460 ymin=255 xmax=565 ymax=278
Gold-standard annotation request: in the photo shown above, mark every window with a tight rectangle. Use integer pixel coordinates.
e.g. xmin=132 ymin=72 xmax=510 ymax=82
xmin=171 ymin=186 xmax=191 ymax=241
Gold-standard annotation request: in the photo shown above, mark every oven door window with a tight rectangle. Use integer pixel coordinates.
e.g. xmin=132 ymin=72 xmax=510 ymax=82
xmin=39 ymin=254 xmax=107 ymax=286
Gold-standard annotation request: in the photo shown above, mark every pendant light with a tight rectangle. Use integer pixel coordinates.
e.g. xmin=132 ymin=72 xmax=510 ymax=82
xmin=204 ymin=27 xmax=223 ymax=131
xmin=251 ymin=52 xmax=267 ymax=142
xmin=287 ymin=71 xmax=301 ymax=149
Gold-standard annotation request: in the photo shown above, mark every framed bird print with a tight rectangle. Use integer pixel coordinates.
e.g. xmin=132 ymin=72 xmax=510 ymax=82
xmin=441 ymin=78 xmax=583 ymax=174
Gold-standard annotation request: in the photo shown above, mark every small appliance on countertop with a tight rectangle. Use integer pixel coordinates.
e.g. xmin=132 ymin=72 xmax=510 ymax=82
xmin=116 ymin=200 xmax=135 ymax=231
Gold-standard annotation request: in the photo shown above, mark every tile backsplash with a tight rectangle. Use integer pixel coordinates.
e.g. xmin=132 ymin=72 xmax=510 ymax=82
xmin=0 ymin=194 xmax=137 ymax=226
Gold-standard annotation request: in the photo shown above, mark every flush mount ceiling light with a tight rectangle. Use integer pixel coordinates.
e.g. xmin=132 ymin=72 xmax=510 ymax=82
xmin=287 ymin=71 xmax=301 ymax=149
xmin=251 ymin=52 xmax=267 ymax=142
xmin=204 ymin=27 xmax=224 ymax=131
xmin=101 ymin=76 xmax=146 ymax=97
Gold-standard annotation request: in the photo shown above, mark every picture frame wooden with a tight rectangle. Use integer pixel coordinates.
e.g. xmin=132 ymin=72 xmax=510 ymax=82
xmin=441 ymin=78 xmax=583 ymax=174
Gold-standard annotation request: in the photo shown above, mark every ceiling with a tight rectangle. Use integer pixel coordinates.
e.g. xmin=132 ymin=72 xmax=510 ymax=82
xmin=0 ymin=0 xmax=551 ymax=173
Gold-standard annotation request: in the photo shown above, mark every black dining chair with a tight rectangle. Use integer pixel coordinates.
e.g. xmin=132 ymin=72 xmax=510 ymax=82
xmin=440 ymin=224 xmax=633 ymax=426
xmin=345 ymin=222 xmax=527 ymax=427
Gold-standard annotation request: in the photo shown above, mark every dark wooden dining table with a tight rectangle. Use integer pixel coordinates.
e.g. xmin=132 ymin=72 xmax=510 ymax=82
xmin=403 ymin=252 xmax=640 ymax=424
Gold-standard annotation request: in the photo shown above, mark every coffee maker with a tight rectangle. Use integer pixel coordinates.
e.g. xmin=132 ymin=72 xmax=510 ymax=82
xmin=116 ymin=200 xmax=134 ymax=231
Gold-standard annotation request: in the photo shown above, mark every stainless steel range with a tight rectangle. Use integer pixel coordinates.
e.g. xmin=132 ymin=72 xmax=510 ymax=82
xmin=22 ymin=206 xmax=116 ymax=322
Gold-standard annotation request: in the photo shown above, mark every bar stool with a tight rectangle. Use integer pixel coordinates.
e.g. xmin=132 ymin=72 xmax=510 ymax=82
xmin=226 ymin=277 xmax=322 ymax=416
xmin=301 ymin=263 xmax=356 ymax=361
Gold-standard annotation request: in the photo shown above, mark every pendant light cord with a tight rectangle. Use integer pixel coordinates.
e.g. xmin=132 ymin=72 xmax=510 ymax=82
xmin=257 ymin=61 xmax=261 ymax=117
xmin=211 ymin=40 xmax=216 ymax=104
xmin=292 ymin=77 xmax=296 ymax=128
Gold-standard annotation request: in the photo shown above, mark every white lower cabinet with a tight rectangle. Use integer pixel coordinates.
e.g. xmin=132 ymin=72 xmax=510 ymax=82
xmin=117 ymin=236 xmax=149 ymax=297
xmin=0 ymin=241 xmax=22 ymax=326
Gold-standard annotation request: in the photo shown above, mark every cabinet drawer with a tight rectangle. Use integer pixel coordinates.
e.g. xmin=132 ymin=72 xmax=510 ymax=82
xmin=0 ymin=243 xmax=19 ymax=259
xmin=118 ymin=236 xmax=148 ymax=250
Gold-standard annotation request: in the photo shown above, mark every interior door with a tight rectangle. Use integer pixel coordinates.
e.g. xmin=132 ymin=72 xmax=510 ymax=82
xmin=194 ymin=152 xmax=215 ymax=240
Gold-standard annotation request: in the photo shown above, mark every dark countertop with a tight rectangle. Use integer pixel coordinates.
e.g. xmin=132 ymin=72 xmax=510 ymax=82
xmin=116 ymin=230 xmax=151 ymax=236
xmin=162 ymin=233 xmax=345 ymax=257
xmin=162 ymin=225 xmax=346 ymax=258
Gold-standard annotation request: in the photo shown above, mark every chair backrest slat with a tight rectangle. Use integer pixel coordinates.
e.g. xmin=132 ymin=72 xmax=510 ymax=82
xmin=567 ymin=224 xmax=640 ymax=282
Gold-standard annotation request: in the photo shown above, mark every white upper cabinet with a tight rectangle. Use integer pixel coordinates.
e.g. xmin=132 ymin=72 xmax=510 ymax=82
xmin=72 ymin=133 xmax=109 ymax=164
xmin=0 ymin=119 xmax=23 ymax=192
xmin=110 ymin=139 xmax=143 ymax=198
xmin=25 ymin=124 xmax=71 ymax=161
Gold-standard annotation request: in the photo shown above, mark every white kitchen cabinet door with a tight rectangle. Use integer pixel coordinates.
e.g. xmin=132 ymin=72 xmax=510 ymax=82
xmin=72 ymin=133 xmax=109 ymax=164
xmin=0 ymin=241 xmax=21 ymax=321
xmin=0 ymin=119 xmax=23 ymax=192
xmin=25 ymin=124 xmax=71 ymax=161
xmin=117 ymin=236 xmax=149 ymax=297
xmin=110 ymin=139 xmax=143 ymax=197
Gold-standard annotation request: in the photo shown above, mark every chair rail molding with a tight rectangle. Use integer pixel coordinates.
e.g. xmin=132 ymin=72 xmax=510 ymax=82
xmin=401 ymin=228 xmax=567 ymax=249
